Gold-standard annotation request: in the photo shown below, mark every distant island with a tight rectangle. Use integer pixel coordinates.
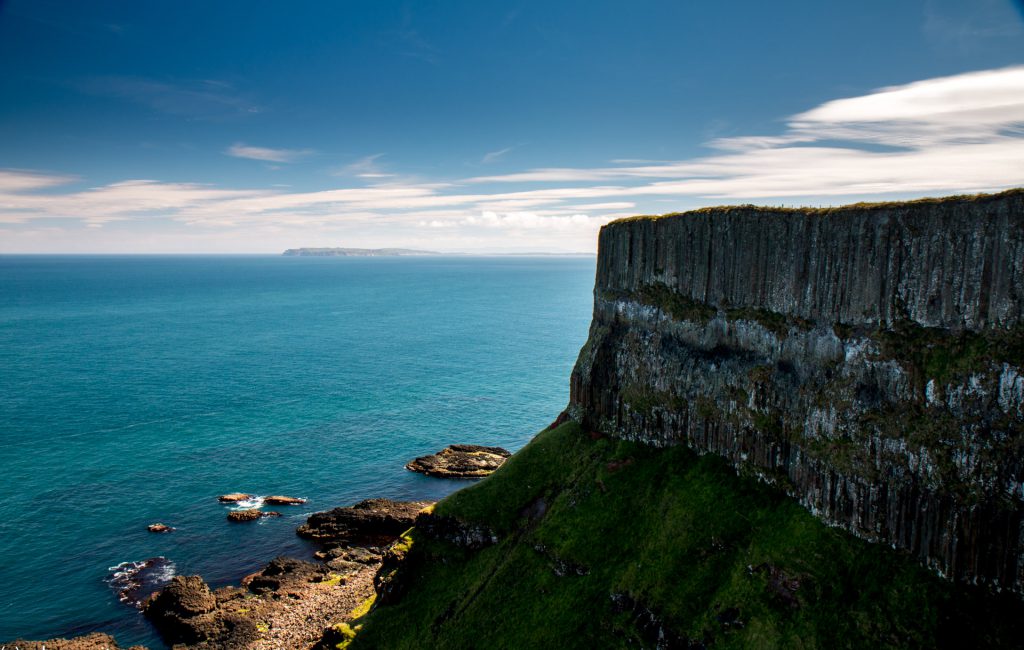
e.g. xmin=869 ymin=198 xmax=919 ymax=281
xmin=283 ymin=248 xmax=595 ymax=257
xmin=282 ymin=247 xmax=441 ymax=257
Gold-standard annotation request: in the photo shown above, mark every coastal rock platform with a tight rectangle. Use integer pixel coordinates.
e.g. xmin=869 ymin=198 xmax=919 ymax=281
xmin=296 ymin=498 xmax=432 ymax=546
xmin=2 ymin=632 xmax=147 ymax=649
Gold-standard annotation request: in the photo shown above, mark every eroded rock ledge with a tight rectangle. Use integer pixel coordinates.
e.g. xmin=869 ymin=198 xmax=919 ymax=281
xmin=570 ymin=189 xmax=1024 ymax=592
xmin=297 ymin=498 xmax=432 ymax=546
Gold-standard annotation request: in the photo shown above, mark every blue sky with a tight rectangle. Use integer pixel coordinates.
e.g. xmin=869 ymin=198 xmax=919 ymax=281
xmin=1 ymin=0 xmax=1023 ymax=253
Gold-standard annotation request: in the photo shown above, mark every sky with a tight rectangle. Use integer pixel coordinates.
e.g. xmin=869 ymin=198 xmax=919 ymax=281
xmin=1 ymin=0 xmax=1023 ymax=254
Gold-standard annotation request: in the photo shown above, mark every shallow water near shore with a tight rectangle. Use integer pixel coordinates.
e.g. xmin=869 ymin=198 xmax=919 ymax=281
xmin=0 ymin=255 xmax=594 ymax=648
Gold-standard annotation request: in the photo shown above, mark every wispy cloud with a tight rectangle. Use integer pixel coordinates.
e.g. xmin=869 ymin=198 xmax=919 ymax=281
xmin=226 ymin=143 xmax=313 ymax=163
xmin=76 ymin=76 xmax=262 ymax=119
xmin=481 ymin=146 xmax=517 ymax=164
xmin=5 ymin=66 xmax=1024 ymax=252
xmin=332 ymin=154 xmax=393 ymax=179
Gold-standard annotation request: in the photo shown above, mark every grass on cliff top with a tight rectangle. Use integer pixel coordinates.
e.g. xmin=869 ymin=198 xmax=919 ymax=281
xmin=610 ymin=187 xmax=1024 ymax=226
xmin=351 ymin=421 xmax=1024 ymax=650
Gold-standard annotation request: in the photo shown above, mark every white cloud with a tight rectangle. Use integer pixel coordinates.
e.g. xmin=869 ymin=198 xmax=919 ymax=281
xmin=226 ymin=143 xmax=313 ymax=163
xmin=4 ymin=66 xmax=1024 ymax=252
xmin=466 ymin=65 xmax=1024 ymax=197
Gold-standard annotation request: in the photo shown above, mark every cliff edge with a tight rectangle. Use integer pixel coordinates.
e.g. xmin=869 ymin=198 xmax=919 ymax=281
xmin=570 ymin=188 xmax=1024 ymax=591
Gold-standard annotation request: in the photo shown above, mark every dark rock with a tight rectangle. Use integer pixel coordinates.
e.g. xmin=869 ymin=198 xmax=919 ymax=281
xmin=748 ymin=563 xmax=802 ymax=608
xmin=571 ymin=189 xmax=1024 ymax=592
xmin=415 ymin=511 xmax=498 ymax=549
xmin=609 ymin=592 xmax=697 ymax=649
xmin=246 ymin=556 xmax=329 ymax=595
xmin=143 ymin=575 xmax=217 ymax=644
xmin=534 ymin=543 xmax=589 ymax=577
xmin=143 ymin=575 xmax=258 ymax=648
xmin=147 ymin=523 xmax=173 ymax=533
xmin=107 ymin=556 xmax=176 ymax=608
xmin=296 ymin=498 xmax=432 ymax=546
xmin=315 ymin=545 xmax=383 ymax=565
xmin=217 ymin=493 xmax=253 ymax=502
xmin=264 ymin=495 xmax=306 ymax=505
xmin=405 ymin=444 xmax=512 ymax=478
xmin=547 ymin=410 xmax=573 ymax=430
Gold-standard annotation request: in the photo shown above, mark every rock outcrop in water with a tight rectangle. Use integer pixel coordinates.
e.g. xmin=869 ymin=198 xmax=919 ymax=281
xmin=405 ymin=444 xmax=512 ymax=478
xmin=569 ymin=189 xmax=1024 ymax=592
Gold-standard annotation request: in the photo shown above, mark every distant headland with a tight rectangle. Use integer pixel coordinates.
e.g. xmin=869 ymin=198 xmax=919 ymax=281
xmin=282 ymin=247 xmax=441 ymax=257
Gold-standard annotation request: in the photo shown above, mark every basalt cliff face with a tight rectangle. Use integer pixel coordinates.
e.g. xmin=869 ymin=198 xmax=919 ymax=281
xmin=570 ymin=189 xmax=1024 ymax=592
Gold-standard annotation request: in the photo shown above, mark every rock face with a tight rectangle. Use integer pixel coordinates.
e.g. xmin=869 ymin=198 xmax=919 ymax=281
xmin=569 ymin=189 xmax=1024 ymax=592
xmin=297 ymin=498 xmax=433 ymax=546
xmin=405 ymin=444 xmax=512 ymax=478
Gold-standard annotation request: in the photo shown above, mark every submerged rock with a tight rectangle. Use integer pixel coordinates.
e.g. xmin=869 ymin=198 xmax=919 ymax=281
xmin=405 ymin=444 xmax=512 ymax=478
xmin=297 ymin=498 xmax=433 ymax=546
xmin=107 ymin=556 xmax=176 ymax=608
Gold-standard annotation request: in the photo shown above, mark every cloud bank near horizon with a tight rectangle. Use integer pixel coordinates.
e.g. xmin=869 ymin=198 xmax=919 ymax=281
xmin=2 ymin=65 xmax=1023 ymax=253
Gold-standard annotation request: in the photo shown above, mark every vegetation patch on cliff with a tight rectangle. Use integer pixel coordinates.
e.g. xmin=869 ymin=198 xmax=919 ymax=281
xmin=348 ymin=421 xmax=1024 ymax=649
xmin=872 ymin=319 xmax=1024 ymax=387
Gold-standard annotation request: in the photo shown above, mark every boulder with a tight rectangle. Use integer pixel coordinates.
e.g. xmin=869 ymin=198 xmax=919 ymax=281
xmin=147 ymin=523 xmax=173 ymax=533
xmin=264 ymin=495 xmax=306 ymax=505
xmin=217 ymin=493 xmax=253 ymax=502
xmin=226 ymin=509 xmax=280 ymax=522
xmin=143 ymin=575 xmax=218 ymax=644
xmin=405 ymin=444 xmax=512 ymax=478
xmin=296 ymin=498 xmax=433 ymax=546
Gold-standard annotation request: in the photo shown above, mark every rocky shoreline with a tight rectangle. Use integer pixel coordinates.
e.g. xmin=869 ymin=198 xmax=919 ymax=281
xmin=142 ymin=498 xmax=431 ymax=650
xmin=6 ymin=447 xmax=503 ymax=650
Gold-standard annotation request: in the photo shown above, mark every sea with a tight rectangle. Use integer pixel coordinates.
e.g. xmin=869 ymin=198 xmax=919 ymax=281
xmin=0 ymin=254 xmax=596 ymax=648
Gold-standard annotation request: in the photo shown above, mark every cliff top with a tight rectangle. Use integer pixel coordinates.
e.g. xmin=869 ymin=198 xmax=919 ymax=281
xmin=609 ymin=187 xmax=1024 ymax=226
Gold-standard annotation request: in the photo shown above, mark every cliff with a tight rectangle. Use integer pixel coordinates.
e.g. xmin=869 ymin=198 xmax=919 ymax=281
xmin=341 ymin=191 xmax=1024 ymax=650
xmin=570 ymin=188 xmax=1024 ymax=591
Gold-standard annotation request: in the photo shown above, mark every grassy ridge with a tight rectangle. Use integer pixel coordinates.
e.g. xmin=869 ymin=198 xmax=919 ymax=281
xmin=350 ymin=422 xmax=1024 ymax=649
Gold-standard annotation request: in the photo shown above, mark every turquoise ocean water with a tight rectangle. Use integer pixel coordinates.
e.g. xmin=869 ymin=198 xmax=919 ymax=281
xmin=0 ymin=255 xmax=595 ymax=648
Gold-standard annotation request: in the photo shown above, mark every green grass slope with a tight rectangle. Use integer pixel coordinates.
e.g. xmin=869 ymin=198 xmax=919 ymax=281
xmin=349 ymin=422 xmax=1024 ymax=649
